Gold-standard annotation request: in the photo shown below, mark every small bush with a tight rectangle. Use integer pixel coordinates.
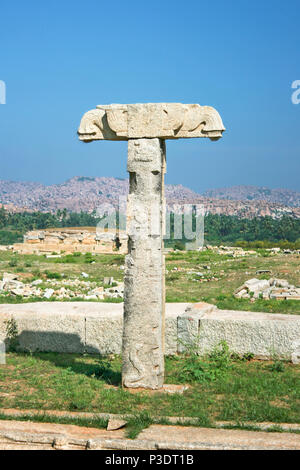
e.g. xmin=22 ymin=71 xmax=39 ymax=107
xmin=8 ymin=259 xmax=18 ymax=267
xmin=242 ymin=352 xmax=255 ymax=361
xmin=166 ymin=274 xmax=180 ymax=282
xmin=209 ymin=341 xmax=232 ymax=370
xmin=45 ymin=271 xmax=62 ymax=280
xmin=177 ymin=341 xmax=233 ymax=384
xmin=84 ymin=253 xmax=94 ymax=263
xmin=4 ymin=317 xmax=19 ymax=352
xmin=58 ymin=253 xmax=83 ymax=263
xmin=267 ymin=355 xmax=285 ymax=373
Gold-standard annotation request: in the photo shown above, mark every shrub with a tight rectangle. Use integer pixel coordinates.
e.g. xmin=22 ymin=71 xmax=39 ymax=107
xmin=209 ymin=341 xmax=232 ymax=370
xmin=267 ymin=353 xmax=286 ymax=373
xmin=177 ymin=341 xmax=233 ymax=384
xmin=84 ymin=252 xmax=94 ymax=263
xmin=4 ymin=317 xmax=19 ymax=352
xmin=45 ymin=271 xmax=62 ymax=280
xmin=8 ymin=258 xmax=18 ymax=267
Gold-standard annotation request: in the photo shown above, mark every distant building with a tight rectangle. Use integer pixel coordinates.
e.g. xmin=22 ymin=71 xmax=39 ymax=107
xmin=13 ymin=227 xmax=128 ymax=255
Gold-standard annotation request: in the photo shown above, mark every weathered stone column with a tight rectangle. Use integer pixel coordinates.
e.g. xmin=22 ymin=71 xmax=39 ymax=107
xmin=122 ymin=139 xmax=165 ymax=389
xmin=78 ymin=103 xmax=225 ymax=390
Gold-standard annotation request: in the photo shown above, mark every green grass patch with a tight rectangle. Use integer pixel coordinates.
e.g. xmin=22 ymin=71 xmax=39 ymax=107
xmin=216 ymin=295 xmax=300 ymax=315
xmin=0 ymin=412 xmax=108 ymax=429
xmin=0 ymin=249 xmax=299 ymax=313
xmin=0 ymin=350 xmax=299 ymax=435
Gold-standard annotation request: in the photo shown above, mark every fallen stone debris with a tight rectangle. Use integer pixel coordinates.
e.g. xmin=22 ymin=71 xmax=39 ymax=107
xmin=204 ymin=245 xmax=300 ymax=257
xmin=235 ymin=278 xmax=300 ymax=301
xmin=206 ymin=245 xmax=257 ymax=257
xmin=0 ymin=273 xmax=124 ymax=301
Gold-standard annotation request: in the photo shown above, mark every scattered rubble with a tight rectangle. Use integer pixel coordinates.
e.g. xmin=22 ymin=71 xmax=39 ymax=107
xmin=103 ymin=277 xmax=115 ymax=285
xmin=0 ymin=245 xmax=12 ymax=252
xmin=266 ymin=247 xmax=281 ymax=254
xmin=206 ymin=245 xmax=257 ymax=257
xmin=235 ymin=278 xmax=300 ymax=300
xmin=205 ymin=245 xmax=300 ymax=257
xmin=0 ymin=274 xmax=124 ymax=301
xmin=44 ymin=288 xmax=55 ymax=299
xmin=107 ymin=418 xmax=127 ymax=431
xmin=2 ymin=272 xmax=18 ymax=282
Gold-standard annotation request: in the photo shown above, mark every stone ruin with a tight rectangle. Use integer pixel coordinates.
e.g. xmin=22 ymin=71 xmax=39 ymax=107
xmin=78 ymin=102 xmax=225 ymax=389
xmin=12 ymin=228 xmax=127 ymax=255
xmin=0 ymin=272 xmax=124 ymax=301
xmin=235 ymin=278 xmax=300 ymax=301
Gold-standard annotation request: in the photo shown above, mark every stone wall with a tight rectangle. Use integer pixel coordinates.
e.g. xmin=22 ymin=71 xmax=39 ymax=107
xmin=0 ymin=302 xmax=182 ymax=355
xmin=0 ymin=302 xmax=299 ymax=362
xmin=13 ymin=228 xmax=128 ymax=255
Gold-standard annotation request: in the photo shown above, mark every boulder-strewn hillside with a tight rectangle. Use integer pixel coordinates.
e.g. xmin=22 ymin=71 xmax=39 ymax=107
xmin=0 ymin=177 xmax=299 ymax=219
xmin=0 ymin=177 xmax=200 ymax=212
xmin=203 ymin=185 xmax=300 ymax=208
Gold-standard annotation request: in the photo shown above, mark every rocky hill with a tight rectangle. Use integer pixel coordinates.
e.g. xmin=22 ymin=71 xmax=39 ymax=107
xmin=203 ymin=185 xmax=300 ymax=208
xmin=0 ymin=177 xmax=299 ymax=219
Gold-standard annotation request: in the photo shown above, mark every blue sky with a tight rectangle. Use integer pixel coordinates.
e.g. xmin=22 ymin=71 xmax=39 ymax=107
xmin=0 ymin=0 xmax=299 ymax=192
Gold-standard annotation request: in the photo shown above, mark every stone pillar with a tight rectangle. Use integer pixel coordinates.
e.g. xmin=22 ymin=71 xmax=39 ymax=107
xmin=78 ymin=102 xmax=225 ymax=390
xmin=161 ymin=146 xmax=166 ymax=356
xmin=122 ymin=138 xmax=165 ymax=389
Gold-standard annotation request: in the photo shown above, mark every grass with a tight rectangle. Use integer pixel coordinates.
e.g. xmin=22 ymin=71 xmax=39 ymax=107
xmin=164 ymin=249 xmax=300 ymax=314
xmin=0 ymin=351 xmax=299 ymax=431
xmin=0 ymin=411 xmax=108 ymax=430
xmin=0 ymin=249 xmax=299 ymax=314
xmin=215 ymin=295 xmax=300 ymax=314
xmin=0 ymin=249 xmax=299 ymax=438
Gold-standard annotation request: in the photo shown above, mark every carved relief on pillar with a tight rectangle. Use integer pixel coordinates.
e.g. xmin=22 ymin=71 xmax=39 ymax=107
xmin=122 ymin=138 xmax=165 ymax=389
xmin=78 ymin=103 xmax=225 ymax=142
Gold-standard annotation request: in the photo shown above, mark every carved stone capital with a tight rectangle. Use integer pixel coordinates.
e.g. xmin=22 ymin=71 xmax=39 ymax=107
xmin=78 ymin=103 xmax=225 ymax=142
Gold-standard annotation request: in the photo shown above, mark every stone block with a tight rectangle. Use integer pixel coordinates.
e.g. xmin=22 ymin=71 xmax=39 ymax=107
xmin=85 ymin=310 xmax=123 ymax=355
xmin=178 ymin=306 xmax=300 ymax=360
xmin=0 ymin=303 xmax=85 ymax=353
xmin=78 ymin=103 xmax=225 ymax=142
xmin=0 ymin=303 xmax=189 ymax=356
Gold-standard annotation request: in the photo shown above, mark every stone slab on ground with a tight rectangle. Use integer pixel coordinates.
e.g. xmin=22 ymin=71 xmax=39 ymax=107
xmin=138 ymin=424 xmax=300 ymax=450
xmin=0 ymin=302 xmax=188 ymax=355
xmin=107 ymin=418 xmax=127 ymax=431
xmin=0 ymin=303 xmax=86 ymax=353
xmin=0 ymin=302 xmax=300 ymax=359
xmin=0 ymin=419 xmax=299 ymax=450
xmin=124 ymin=384 xmax=189 ymax=395
xmin=0 ymin=418 xmax=126 ymax=450
xmin=178 ymin=306 xmax=300 ymax=360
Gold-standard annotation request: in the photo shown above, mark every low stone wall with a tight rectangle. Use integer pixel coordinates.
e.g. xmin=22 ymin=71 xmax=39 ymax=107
xmin=179 ymin=303 xmax=300 ymax=363
xmin=0 ymin=302 xmax=184 ymax=356
xmin=13 ymin=228 xmax=128 ymax=255
xmin=0 ymin=302 xmax=299 ymax=362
